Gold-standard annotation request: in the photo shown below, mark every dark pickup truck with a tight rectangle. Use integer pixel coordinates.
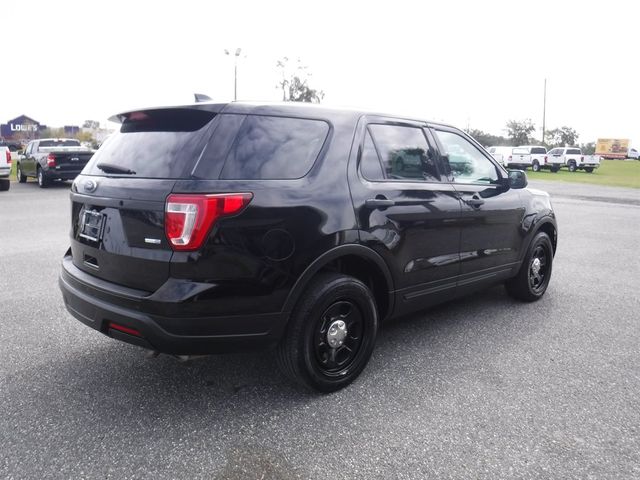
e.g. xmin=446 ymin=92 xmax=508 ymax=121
xmin=16 ymin=138 xmax=94 ymax=187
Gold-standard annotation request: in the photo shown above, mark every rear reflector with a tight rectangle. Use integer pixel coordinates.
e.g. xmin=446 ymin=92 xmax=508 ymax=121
xmin=108 ymin=322 xmax=142 ymax=337
xmin=165 ymin=193 xmax=252 ymax=251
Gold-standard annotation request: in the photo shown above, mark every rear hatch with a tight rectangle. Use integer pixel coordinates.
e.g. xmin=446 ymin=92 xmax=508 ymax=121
xmin=69 ymin=107 xmax=219 ymax=292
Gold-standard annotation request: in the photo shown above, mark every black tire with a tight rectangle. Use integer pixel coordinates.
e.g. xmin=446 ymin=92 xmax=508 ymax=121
xmin=277 ymin=273 xmax=378 ymax=392
xmin=37 ymin=167 xmax=49 ymax=188
xmin=584 ymin=167 xmax=594 ymax=173
xmin=568 ymin=161 xmax=577 ymax=172
xmin=505 ymin=232 xmax=553 ymax=302
xmin=0 ymin=179 xmax=9 ymax=191
xmin=16 ymin=163 xmax=27 ymax=183
xmin=532 ymin=160 xmax=540 ymax=172
xmin=550 ymin=166 xmax=559 ymax=173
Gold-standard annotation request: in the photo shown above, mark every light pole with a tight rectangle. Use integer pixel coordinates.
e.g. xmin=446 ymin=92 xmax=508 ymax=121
xmin=224 ymin=48 xmax=242 ymax=101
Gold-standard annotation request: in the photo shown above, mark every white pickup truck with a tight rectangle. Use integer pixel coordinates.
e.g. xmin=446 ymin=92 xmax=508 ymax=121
xmin=487 ymin=146 xmax=534 ymax=169
xmin=0 ymin=146 xmax=11 ymax=191
xmin=547 ymin=147 xmax=600 ymax=173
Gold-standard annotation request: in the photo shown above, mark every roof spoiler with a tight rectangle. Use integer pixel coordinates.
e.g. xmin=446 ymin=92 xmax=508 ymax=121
xmin=194 ymin=93 xmax=212 ymax=103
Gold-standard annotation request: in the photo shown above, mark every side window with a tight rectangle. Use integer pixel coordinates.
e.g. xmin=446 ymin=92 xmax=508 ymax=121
xmin=360 ymin=130 xmax=384 ymax=181
xmin=367 ymin=124 xmax=440 ymax=182
xmin=434 ymin=130 xmax=499 ymax=184
xmin=220 ymin=115 xmax=329 ymax=180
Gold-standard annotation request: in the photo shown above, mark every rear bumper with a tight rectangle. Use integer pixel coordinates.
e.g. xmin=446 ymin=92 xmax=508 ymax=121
xmin=59 ymin=255 xmax=288 ymax=355
xmin=45 ymin=169 xmax=83 ymax=181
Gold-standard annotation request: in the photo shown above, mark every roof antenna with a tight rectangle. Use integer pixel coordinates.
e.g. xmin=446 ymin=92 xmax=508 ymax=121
xmin=194 ymin=93 xmax=212 ymax=103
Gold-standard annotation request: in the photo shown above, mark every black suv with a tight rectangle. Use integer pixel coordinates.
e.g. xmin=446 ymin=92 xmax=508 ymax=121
xmin=59 ymin=102 xmax=557 ymax=392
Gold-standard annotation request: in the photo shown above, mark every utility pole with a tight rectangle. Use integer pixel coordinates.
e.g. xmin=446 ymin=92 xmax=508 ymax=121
xmin=542 ymin=78 xmax=547 ymax=144
xmin=224 ymin=48 xmax=242 ymax=101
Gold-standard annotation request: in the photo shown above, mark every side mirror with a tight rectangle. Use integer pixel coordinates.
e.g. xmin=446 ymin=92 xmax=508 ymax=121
xmin=508 ymin=169 xmax=528 ymax=189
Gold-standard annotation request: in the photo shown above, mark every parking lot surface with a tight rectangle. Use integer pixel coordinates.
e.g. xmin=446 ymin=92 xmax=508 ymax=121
xmin=1 ymin=179 xmax=639 ymax=479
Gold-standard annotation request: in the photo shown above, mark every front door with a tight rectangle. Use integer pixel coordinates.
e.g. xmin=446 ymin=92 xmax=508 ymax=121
xmin=348 ymin=117 xmax=462 ymax=317
xmin=430 ymin=127 xmax=525 ymax=294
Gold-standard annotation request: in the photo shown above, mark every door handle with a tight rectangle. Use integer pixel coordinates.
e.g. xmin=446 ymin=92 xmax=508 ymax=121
xmin=466 ymin=197 xmax=484 ymax=207
xmin=365 ymin=198 xmax=395 ymax=208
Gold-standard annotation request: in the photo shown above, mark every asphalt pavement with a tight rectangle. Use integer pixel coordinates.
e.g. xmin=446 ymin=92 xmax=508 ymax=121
xmin=1 ymin=179 xmax=639 ymax=479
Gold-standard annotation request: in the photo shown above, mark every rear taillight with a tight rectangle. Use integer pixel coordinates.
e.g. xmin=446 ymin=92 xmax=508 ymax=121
xmin=6 ymin=150 xmax=11 ymax=165
xmin=544 ymin=156 xmax=548 ymax=164
xmin=47 ymin=153 xmax=56 ymax=167
xmin=581 ymin=156 xmax=584 ymax=162
xmin=165 ymin=193 xmax=252 ymax=251
xmin=508 ymin=155 xmax=512 ymax=162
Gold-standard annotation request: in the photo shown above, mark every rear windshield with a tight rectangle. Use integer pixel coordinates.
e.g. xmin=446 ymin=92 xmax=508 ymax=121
xmin=531 ymin=147 xmax=546 ymax=154
xmin=567 ymin=148 xmax=581 ymax=154
xmin=512 ymin=147 xmax=528 ymax=155
xmin=83 ymin=109 xmax=216 ymax=178
xmin=40 ymin=139 xmax=80 ymax=147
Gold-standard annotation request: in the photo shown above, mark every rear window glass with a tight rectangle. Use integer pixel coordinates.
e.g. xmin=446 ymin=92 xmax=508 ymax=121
xmin=40 ymin=139 xmax=80 ymax=147
xmin=512 ymin=147 xmax=528 ymax=155
xmin=567 ymin=148 xmax=581 ymax=154
xmin=220 ymin=115 xmax=329 ymax=180
xmin=83 ymin=109 xmax=216 ymax=178
xmin=531 ymin=147 xmax=546 ymax=154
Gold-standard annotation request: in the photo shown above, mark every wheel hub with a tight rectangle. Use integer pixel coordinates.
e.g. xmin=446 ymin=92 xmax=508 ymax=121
xmin=326 ymin=320 xmax=348 ymax=348
xmin=531 ymin=257 xmax=541 ymax=275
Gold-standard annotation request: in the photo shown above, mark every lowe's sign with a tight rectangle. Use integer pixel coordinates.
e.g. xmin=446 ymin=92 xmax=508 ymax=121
xmin=1 ymin=115 xmax=46 ymax=139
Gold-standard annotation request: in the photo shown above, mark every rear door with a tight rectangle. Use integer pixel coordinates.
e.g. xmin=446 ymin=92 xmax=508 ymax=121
xmin=69 ymin=108 xmax=218 ymax=292
xmin=431 ymin=127 xmax=525 ymax=293
xmin=348 ymin=116 xmax=462 ymax=316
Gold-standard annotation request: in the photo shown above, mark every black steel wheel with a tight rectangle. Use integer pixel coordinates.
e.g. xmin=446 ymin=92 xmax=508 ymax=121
xmin=277 ymin=273 xmax=378 ymax=392
xmin=568 ymin=161 xmax=577 ymax=172
xmin=505 ymin=231 xmax=553 ymax=302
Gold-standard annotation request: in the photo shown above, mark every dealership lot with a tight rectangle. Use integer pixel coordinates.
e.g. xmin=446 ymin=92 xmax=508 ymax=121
xmin=1 ymin=180 xmax=639 ymax=479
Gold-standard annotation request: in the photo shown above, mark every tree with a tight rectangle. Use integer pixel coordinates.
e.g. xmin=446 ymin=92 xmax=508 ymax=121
xmin=276 ymin=57 xmax=324 ymax=103
xmin=580 ymin=142 xmax=595 ymax=155
xmin=82 ymin=120 xmax=100 ymax=129
xmin=466 ymin=128 xmax=510 ymax=147
xmin=546 ymin=126 xmax=579 ymax=147
xmin=505 ymin=119 xmax=536 ymax=145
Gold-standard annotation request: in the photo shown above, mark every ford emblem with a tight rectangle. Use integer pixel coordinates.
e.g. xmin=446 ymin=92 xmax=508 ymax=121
xmin=84 ymin=179 xmax=98 ymax=192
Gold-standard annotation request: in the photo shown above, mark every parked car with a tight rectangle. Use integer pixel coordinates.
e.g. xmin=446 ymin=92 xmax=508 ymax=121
xmin=627 ymin=148 xmax=639 ymax=160
xmin=59 ymin=102 xmax=558 ymax=392
xmin=547 ymin=147 xmax=600 ymax=172
xmin=487 ymin=145 xmax=513 ymax=167
xmin=517 ymin=145 xmax=548 ymax=172
xmin=16 ymin=138 xmax=94 ymax=187
xmin=0 ymin=146 xmax=11 ymax=191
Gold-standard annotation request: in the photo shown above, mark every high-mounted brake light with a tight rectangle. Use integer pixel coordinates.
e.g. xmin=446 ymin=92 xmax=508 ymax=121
xmin=47 ymin=153 xmax=56 ymax=167
xmin=5 ymin=150 xmax=11 ymax=165
xmin=165 ymin=193 xmax=253 ymax=251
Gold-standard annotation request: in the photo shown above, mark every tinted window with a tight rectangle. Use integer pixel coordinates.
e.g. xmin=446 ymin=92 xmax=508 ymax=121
xmin=567 ymin=148 xmax=581 ymax=155
xmin=192 ymin=114 xmax=246 ymax=179
xmin=531 ymin=147 xmax=546 ymax=154
xmin=368 ymin=124 xmax=440 ymax=181
xmin=220 ymin=115 xmax=329 ymax=180
xmin=434 ymin=130 xmax=499 ymax=184
xmin=84 ymin=109 xmax=216 ymax=178
xmin=360 ymin=130 xmax=384 ymax=181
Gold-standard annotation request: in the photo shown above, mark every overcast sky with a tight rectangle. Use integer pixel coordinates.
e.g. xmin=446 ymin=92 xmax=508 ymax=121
xmin=3 ymin=0 xmax=639 ymax=145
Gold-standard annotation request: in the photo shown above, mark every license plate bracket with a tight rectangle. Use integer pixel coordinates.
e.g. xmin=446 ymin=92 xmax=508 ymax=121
xmin=79 ymin=210 xmax=105 ymax=242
